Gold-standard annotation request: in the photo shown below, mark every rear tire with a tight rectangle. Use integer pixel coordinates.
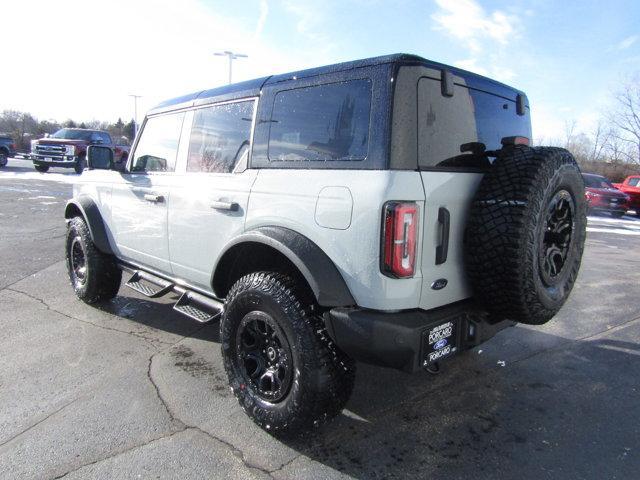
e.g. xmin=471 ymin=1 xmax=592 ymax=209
xmin=221 ymin=272 xmax=355 ymax=435
xmin=0 ymin=152 xmax=7 ymax=167
xmin=465 ymin=146 xmax=586 ymax=325
xmin=611 ymin=211 xmax=625 ymax=218
xmin=34 ymin=164 xmax=49 ymax=173
xmin=66 ymin=217 xmax=122 ymax=303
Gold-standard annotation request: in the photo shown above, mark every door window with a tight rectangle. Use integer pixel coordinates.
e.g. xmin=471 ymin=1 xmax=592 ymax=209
xmin=186 ymin=100 xmax=255 ymax=173
xmin=131 ymin=112 xmax=185 ymax=173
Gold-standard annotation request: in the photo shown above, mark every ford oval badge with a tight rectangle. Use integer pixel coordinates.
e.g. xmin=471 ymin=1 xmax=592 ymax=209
xmin=434 ymin=338 xmax=448 ymax=350
xmin=431 ymin=278 xmax=448 ymax=290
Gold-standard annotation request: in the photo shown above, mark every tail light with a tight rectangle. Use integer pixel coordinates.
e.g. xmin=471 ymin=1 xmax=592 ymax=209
xmin=381 ymin=202 xmax=419 ymax=278
xmin=10 ymin=143 xmax=16 ymax=149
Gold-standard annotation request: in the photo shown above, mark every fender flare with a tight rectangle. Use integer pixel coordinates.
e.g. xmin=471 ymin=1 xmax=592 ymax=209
xmin=212 ymin=226 xmax=355 ymax=307
xmin=64 ymin=196 xmax=114 ymax=255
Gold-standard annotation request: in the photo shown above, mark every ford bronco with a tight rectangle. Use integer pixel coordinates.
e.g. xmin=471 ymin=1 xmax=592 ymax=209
xmin=64 ymin=54 xmax=587 ymax=434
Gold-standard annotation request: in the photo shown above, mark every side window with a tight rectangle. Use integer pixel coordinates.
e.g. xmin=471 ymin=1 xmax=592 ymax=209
xmin=268 ymin=79 xmax=371 ymax=162
xmin=187 ymin=100 xmax=254 ymax=173
xmin=628 ymin=178 xmax=639 ymax=187
xmin=131 ymin=112 xmax=185 ymax=173
xmin=417 ymin=77 xmax=531 ymax=169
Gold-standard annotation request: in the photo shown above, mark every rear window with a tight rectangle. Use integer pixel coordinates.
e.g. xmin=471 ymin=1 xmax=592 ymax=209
xmin=268 ymin=79 xmax=371 ymax=162
xmin=417 ymin=77 xmax=531 ymax=169
xmin=583 ymin=175 xmax=613 ymax=188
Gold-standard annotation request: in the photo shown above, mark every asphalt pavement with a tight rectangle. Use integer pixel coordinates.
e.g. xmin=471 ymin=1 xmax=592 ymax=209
xmin=1 ymin=157 xmax=639 ymax=479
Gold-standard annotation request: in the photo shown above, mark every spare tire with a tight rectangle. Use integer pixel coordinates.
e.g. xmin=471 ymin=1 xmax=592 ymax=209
xmin=465 ymin=146 xmax=586 ymax=325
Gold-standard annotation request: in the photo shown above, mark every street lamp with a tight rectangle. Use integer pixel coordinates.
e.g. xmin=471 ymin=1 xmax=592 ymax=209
xmin=128 ymin=94 xmax=142 ymax=138
xmin=214 ymin=51 xmax=248 ymax=84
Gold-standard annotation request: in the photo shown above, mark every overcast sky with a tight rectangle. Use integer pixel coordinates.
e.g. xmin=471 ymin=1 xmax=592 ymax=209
xmin=2 ymin=0 xmax=638 ymax=141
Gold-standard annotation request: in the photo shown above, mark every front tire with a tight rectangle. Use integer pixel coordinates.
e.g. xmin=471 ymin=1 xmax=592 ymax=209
xmin=66 ymin=217 xmax=122 ymax=303
xmin=221 ymin=272 xmax=355 ymax=435
xmin=74 ymin=157 xmax=86 ymax=174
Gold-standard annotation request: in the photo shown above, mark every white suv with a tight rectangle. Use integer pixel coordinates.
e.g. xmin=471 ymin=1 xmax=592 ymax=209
xmin=64 ymin=54 xmax=587 ymax=435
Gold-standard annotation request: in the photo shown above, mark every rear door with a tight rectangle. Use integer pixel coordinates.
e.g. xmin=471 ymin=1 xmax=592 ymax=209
xmin=167 ymin=98 xmax=258 ymax=291
xmin=416 ymin=74 xmax=530 ymax=310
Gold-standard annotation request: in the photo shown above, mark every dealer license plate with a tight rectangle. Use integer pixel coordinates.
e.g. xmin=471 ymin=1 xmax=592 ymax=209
xmin=422 ymin=319 xmax=459 ymax=367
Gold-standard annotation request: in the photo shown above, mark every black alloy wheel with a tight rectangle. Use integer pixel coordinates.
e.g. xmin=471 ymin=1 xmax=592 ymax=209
xmin=69 ymin=235 xmax=88 ymax=288
xmin=236 ymin=311 xmax=293 ymax=403
xmin=539 ymin=190 xmax=575 ymax=284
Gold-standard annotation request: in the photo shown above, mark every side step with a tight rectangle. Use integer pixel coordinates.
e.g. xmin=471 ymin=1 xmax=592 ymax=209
xmin=173 ymin=291 xmax=223 ymax=323
xmin=126 ymin=271 xmax=174 ymax=298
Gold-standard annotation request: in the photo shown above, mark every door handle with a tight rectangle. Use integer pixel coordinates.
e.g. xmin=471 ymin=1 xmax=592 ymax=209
xmin=435 ymin=207 xmax=450 ymax=265
xmin=210 ymin=200 xmax=239 ymax=212
xmin=144 ymin=193 xmax=164 ymax=203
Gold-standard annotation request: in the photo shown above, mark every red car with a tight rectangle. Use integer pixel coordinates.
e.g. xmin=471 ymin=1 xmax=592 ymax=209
xmin=583 ymin=173 xmax=630 ymax=218
xmin=613 ymin=175 xmax=640 ymax=217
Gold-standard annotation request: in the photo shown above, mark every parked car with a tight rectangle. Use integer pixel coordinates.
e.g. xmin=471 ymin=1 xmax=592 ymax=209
xmin=582 ymin=173 xmax=630 ymax=218
xmin=613 ymin=175 xmax=640 ymax=217
xmin=64 ymin=54 xmax=586 ymax=435
xmin=31 ymin=128 xmax=129 ymax=174
xmin=0 ymin=134 xmax=17 ymax=167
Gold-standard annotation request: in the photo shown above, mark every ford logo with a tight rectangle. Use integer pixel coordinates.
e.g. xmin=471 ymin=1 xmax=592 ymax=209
xmin=434 ymin=338 xmax=448 ymax=350
xmin=431 ymin=278 xmax=448 ymax=290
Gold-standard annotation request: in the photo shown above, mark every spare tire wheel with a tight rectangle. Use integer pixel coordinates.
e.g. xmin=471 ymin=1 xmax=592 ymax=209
xmin=465 ymin=146 xmax=586 ymax=325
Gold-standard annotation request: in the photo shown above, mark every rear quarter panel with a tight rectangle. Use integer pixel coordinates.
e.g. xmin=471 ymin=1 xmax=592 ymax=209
xmin=246 ymin=169 xmax=425 ymax=311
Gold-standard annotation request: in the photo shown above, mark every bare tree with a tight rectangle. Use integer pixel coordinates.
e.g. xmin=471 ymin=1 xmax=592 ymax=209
xmin=607 ymin=76 xmax=640 ymax=164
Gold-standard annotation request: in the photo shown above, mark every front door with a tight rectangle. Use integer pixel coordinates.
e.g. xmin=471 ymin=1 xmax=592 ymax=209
xmin=110 ymin=111 xmax=186 ymax=275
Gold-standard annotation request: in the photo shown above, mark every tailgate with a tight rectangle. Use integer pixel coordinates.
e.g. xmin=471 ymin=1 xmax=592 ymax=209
xmin=418 ymin=171 xmax=483 ymax=310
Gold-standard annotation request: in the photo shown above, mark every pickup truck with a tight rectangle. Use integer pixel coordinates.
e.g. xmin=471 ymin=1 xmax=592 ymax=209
xmin=31 ymin=128 xmax=129 ymax=174
xmin=0 ymin=134 xmax=17 ymax=167
xmin=613 ymin=175 xmax=640 ymax=217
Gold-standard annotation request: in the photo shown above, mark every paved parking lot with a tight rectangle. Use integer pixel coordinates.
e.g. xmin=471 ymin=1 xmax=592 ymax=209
xmin=1 ymin=157 xmax=639 ymax=479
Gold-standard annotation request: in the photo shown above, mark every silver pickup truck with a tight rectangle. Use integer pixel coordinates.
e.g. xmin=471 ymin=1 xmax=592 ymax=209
xmin=64 ymin=54 xmax=586 ymax=435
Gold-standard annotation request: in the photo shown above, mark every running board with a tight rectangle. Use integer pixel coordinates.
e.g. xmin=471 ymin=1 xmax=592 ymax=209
xmin=125 ymin=271 xmax=174 ymax=298
xmin=173 ymin=291 xmax=223 ymax=323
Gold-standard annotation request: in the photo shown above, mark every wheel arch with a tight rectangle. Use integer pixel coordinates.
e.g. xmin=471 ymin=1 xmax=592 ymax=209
xmin=212 ymin=226 xmax=355 ymax=307
xmin=64 ymin=196 xmax=114 ymax=255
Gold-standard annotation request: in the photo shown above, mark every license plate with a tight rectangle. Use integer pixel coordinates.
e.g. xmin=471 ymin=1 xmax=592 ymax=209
xmin=422 ymin=319 xmax=459 ymax=366
xmin=44 ymin=157 xmax=52 ymax=162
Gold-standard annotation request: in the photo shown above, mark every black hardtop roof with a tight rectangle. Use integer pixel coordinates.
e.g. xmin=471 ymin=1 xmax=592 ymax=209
xmin=150 ymin=53 xmax=527 ymax=114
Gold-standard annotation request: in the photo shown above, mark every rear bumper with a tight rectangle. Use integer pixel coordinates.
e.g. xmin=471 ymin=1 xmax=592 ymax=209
xmin=324 ymin=301 xmax=514 ymax=373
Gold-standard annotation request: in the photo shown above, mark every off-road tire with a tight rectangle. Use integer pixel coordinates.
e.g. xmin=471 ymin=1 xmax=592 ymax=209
xmin=0 ymin=151 xmax=8 ymax=167
xmin=221 ymin=272 xmax=355 ymax=435
xmin=66 ymin=217 xmax=122 ymax=303
xmin=34 ymin=164 xmax=49 ymax=173
xmin=465 ymin=146 xmax=586 ymax=325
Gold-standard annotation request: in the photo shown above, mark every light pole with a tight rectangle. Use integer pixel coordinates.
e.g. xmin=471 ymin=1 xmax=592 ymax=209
xmin=214 ymin=51 xmax=248 ymax=84
xmin=128 ymin=94 xmax=142 ymax=138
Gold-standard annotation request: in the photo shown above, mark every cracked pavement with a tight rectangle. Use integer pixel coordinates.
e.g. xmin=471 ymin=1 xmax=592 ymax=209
xmin=1 ymin=160 xmax=640 ymax=479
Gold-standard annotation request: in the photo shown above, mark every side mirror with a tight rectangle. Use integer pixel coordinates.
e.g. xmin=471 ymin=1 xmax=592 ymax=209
xmin=87 ymin=145 xmax=114 ymax=170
